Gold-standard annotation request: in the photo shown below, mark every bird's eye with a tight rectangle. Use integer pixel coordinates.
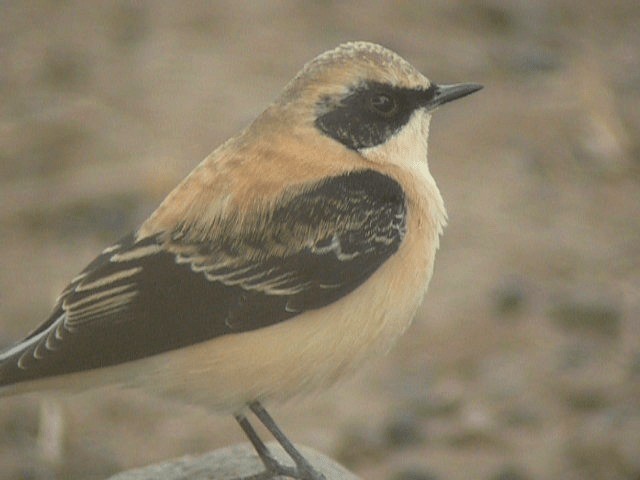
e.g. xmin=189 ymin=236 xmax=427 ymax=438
xmin=369 ymin=93 xmax=398 ymax=116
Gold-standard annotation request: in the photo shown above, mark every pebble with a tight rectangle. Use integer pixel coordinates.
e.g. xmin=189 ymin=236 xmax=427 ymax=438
xmin=414 ymin=378 xmax=465 ymax=418
xmin=500 ymin=403 xmax=542 ymax=428
xmin=41 ymin=49 xmax=89 ymax=88
xmin=493 ymin=277 xmax=527 ymax=317
xmin=392 ymin=467 xmax=439 ymax=480
xmin=488 ymin=465 xmax=532 ymax=480
xmin=629 ymin=352 xmax=640 ymax=379
xmin=554 ymin=343 xmax=616 ymax=411
xmin=334 ymin=423 xmax=384 ymax=466
xmin=550 ymin=294 xmax=622 ymax=338
xmin=447 ymin=403 xmax=499 ymax=448
xmin=382 ymin=412 xmax=424 ymax=448
xmin=565 ymin=410 xmax=640 ymax=479
xmin=615 ymin=413 xmax=640 ymax=473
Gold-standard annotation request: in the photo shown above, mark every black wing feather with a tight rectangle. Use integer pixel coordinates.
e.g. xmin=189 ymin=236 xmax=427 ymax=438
xmin=0 ymin=169 xmax=406 ymax=386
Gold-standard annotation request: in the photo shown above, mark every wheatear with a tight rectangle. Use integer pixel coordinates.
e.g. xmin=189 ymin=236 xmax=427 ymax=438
xmin=0 ymin=42 xmax=481 ymax=479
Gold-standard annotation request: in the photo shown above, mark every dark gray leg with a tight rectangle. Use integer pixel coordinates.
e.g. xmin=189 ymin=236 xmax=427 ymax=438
xmin=249 ymin=402 xmax=326 ymax=480
xmin=234 ymin=412 xmax=298 ymax=479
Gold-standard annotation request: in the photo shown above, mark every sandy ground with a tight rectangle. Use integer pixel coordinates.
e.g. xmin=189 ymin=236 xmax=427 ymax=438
xmin=1 ymin=1 xmax=639 ymax=479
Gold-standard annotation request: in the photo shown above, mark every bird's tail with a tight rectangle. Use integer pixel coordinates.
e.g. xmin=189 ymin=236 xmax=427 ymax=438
xmin=0 ymin=330 xmax=47 ymax=397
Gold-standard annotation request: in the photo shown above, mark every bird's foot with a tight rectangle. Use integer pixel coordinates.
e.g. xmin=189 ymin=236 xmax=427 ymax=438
xmin=244 ymin=458 xmax=325 ymax=480
xmin=291 ymin=461 xmax=326 ymax=480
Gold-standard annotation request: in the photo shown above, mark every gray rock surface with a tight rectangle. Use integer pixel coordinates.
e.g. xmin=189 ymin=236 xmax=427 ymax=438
xmin=107 ymin=443 xmax=360 ymax=480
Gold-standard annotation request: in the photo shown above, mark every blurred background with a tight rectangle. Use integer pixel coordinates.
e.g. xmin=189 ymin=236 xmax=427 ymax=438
xmin=1 ymin=1 xmax=639 ymax=479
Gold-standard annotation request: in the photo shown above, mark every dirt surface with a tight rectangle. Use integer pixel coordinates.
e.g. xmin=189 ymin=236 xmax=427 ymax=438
xmin=1 ymin=2 xmax=639 ymax=479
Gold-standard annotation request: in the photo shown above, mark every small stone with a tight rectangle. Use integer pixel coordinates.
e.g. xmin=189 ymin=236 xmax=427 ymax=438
xmin=576 ymin=115 xmax=631 ymax=176
xmin=501 ymin=404 xmax=542 ymax=428
xmin=392 ymin=467 xmax=439 ymax=480
xmin=463 ymin=405 xmax=494 ymax=433
xmin=414 ymin=378 xmax=464 ymax=417
xmin=335 ymin=423 xmax=384 ymax=466
xmin=615 ymin=414 xmax=640 ymax=473
xmin=382 ymin=412 xmax=424 ymax=448
xmin=493 ymin=277 xmax=527 ymax=316
xmin=109 ymin=4 xmax=149 ymax=47
xmin=488 ymin=465 xmax=532 ymax=480
xmin=41 ymin=50 xmax=89 ymax=88
xmin=448 ymin=404 xmax=498 ymax=447
xmin=558 ymin=342 xmax=593 ymax=370
xmin=629 ymin=352 xmax=640 ymax=379
xmin=564 ymin=411 xmax=635 ymax=480
xmin=554 ymin=343 xmax=616 ymax=411
xmin=550 ymin=294 xmax=622 ymax=338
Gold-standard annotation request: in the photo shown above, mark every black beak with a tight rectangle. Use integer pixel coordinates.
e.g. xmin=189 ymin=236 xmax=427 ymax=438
xmin=425 ymin=83 xmax=483 ymax=110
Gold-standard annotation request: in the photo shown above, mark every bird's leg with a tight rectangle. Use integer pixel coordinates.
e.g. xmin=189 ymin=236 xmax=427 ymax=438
xmin=234 ymin=413 xmax=298 ymax=479
xmin=249 ymin=401 xmax=326 ymax=480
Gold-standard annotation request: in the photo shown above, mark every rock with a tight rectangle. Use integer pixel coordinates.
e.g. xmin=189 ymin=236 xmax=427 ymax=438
xmin=107 ymin=443 xmax=360 ymax=480
xmin=382 ymin=412 xmax=424 ymax=448
xmin=448 ymin=403 xmax=499 ymax=448
xmin=492 ymin=277 xmax=527 ymax=317
xmin=488 ymin=465 xmax=532 ymax=480
xmin=617 ymin=415 xmax=640 ymax=473
xmin=414 ymin=378 xmax=464 ymax=418
xmin=500 ymin=404 xmax=541 ymax=428
xmin=564 ymin=411 xmax=638 ymax=480
xmin=554 ymin=342 xmax=617 ymax=411
xmin=334 ymin=423 xmax=384 ymax=466
xmin=392 ymin=467 xmax=439 ymax=480
xmin=629 ymin=352 xmax=640 ymax=379
xmin=550 ymin=294 xmax=622 ymax=338
xmin=41 ymin=49 xmax=89 ymax=89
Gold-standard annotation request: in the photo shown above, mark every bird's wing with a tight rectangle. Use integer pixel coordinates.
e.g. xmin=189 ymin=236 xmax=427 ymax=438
xmin=0 ymin=169 xmax=406 ymax=386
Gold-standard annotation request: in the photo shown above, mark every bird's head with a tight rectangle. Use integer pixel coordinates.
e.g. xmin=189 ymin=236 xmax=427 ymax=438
xmin=256 ymin=42 xmax=482 ymax=169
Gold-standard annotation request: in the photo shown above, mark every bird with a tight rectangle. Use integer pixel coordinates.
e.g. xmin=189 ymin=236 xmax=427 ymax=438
xmin=0 ymin=42 xmax=481 ymax=480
